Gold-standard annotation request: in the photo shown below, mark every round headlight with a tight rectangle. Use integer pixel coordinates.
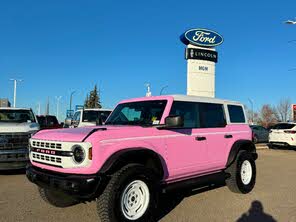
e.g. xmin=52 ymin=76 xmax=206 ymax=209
xmin=72 ymin=145 xmax=85 ymax=164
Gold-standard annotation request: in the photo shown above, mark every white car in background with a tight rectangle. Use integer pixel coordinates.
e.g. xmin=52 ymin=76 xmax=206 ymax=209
xmin=269 ymin=123 xmax=296 ymax=149
xmin=65 ymin=108 xmax=112 ymax=128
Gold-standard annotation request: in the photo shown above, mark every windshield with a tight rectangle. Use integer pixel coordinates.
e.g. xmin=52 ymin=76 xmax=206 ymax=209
xmin=82 ymin=110 xmax=112 ymax=122
xmin=0 ymin=109 xmax=36 ymax=123
xmin=105 ymin=100 xmax=167 ymax=126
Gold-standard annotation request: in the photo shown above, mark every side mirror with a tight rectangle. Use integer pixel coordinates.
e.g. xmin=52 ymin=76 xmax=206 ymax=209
xmin=157 ymin=115 xmax=184 ymax=129
xmin=64 ymin=118 xmax=72 ymax=126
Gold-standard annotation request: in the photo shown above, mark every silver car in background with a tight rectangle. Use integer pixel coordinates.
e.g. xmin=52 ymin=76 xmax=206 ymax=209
xmin=0 ymin=108 xmax=39 ymax=170
xmin=250 ymin=125 xmax=269 ymax=143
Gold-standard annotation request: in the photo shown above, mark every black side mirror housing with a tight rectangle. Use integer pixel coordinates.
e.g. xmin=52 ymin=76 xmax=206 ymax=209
xmin=157 ymin=115 xmax=184 ymax=129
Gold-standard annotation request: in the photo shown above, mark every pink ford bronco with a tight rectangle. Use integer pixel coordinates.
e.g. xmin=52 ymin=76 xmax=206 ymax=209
xmin=26 ymin=95 xmax=257 ymax=222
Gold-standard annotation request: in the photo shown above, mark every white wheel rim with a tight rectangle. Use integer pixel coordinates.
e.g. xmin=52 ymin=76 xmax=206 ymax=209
xmin=240 ymin=160 xmax=252 ymax=185
xmin=121 ymin=180 xmax=150 ymax=220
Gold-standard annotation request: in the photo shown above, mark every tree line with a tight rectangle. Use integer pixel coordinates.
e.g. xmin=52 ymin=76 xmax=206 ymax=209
xmin=246 ymin=98 xmax=292 ymax=128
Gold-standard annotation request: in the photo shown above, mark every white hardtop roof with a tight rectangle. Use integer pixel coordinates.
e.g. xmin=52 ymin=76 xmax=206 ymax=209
xmin=171 ymin=95 xmax=242 ymax=105
xmin=0 ymin=107 xmax=31 ymax=110
xmin=79 ymin=108 xmax=112 ymax=111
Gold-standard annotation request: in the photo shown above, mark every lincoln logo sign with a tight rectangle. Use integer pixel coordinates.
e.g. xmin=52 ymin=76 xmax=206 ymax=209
xmin=180 ymin=28 xmax=223 ymax=47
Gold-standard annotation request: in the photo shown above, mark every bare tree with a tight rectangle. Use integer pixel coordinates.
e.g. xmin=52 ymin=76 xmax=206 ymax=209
xmin=258 ymin=104 xmax=278 ymax=128
xmin=276 ymin=98 xmax=291 ymax=122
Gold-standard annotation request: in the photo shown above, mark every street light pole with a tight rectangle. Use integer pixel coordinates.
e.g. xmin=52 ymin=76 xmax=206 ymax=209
xmin=248 ymin=98 xmax=254 ymax=124
xmin=160 ymin=85 xmax=168 ymax=95
xmin=55 ymin=96 xmax=62 ymax=120
xmin=9 ymin=79 xmax=22 ymax=108
xmin=69 ymin=91 xmax=76 ymax=112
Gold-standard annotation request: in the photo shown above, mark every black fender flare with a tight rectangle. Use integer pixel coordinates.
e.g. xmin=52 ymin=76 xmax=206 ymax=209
xmin=226 ymin=140 xmax=257 ymax=167
xmin=99 ymin=148 xmax=168 ymax=180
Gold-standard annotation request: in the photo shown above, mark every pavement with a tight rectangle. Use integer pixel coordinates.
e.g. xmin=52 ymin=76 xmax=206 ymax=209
xmin=0 ymin=148 xmax=295 ymax=222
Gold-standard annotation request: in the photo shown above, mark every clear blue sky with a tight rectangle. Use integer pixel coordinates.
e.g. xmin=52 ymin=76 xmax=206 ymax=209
xmin=0 ymin=0 xmax=296 ymax=120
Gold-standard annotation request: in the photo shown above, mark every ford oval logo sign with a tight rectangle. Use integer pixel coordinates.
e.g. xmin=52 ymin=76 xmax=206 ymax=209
xmin=180 ymin=28 xmax=223 ymax=47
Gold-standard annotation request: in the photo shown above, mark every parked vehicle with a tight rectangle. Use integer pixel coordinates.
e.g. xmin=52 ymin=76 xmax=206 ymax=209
xmin=269 ymin=122 xmax=296 ymax=149
xmin=250 ymin=125 xmax=269 ymax=143
xmin=0 ymin=108 xmax=39 ymax=170
xmin=37 ymin=115 xmax=63 ymax=130
xmin=26 ymin=95 xmax=257 ymax=221
xmin=64 ymin=108 xmax=112 ymax=128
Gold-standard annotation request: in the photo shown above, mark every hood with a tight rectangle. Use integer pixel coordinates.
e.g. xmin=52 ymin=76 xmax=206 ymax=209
xmin=32 ymin=127 xmax=104 ymax=142
xmin=32 ymin=125 xmax=147 ymax=142
xmin=0 ymin=122 xmax=40 ymax=133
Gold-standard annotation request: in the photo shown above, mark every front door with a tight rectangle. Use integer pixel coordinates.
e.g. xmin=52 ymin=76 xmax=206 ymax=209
xmin=162 ymin=101 xmax=208 ymax=181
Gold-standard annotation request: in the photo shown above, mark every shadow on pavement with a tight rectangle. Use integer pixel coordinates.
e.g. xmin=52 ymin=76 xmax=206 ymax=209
xmin=155 ymin=181 xmax=225 ymax=221
xmin=236 ymin=200 xmax=277 ymax=222
xmin=0 ymin=168 xmax=26 ymax=175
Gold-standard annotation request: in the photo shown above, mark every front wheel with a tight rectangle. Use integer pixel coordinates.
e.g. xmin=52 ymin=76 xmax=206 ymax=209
xmin=96 ymin=164 xmax=159 ymax=222
xmin=225 ymin=151 xmax=256 ymax=194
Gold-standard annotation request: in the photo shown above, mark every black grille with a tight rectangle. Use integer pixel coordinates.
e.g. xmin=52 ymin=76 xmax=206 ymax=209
xmin=0 ymin=133 xmax=30 ymax=150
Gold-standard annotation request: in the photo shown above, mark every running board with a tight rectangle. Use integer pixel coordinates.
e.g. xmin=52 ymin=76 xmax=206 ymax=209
xmin=162 ymin=171 xmax=227 ymax=193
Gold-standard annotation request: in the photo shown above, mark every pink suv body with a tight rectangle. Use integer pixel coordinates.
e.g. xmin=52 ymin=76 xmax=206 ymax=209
xmin=26 ymin=95 xmax=257 ymax=221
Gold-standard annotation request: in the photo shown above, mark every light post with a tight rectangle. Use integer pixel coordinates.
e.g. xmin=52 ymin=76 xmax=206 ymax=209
xmin=55 ymin=96 xmax=62 ymax=120
xmin=160 ymin=85 xmax=168 ymax=95
xmin=69 ymin=91 xmax=76 ymax=114
xmin=248 ymin=98 xmax=254 ymax=124
xmin=9 ymin=79 xmax=22 ymax=108
xmin=145 ymin=83 xmax=151 ymax=97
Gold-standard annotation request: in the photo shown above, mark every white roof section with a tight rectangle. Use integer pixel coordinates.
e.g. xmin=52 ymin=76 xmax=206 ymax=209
xmin=78 ymin=108 xmax=113 ymax=111
xmin=171 ymin=95 xmax=242 ymax=105
xmin=0 ymin=107 xmax=31 ymax=110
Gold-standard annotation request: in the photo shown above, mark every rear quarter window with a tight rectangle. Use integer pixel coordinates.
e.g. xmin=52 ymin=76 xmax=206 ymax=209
xmin=228 ymin=105 xmax=246 ymax=123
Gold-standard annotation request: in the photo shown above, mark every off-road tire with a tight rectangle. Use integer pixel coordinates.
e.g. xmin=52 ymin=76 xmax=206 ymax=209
xmin=38 ymin=187 xmax=79 ymax=208
xmin=96 ymin=163 xmax=159 ymax=222
xmin=225 ymin=150 xmax=256 ymax=194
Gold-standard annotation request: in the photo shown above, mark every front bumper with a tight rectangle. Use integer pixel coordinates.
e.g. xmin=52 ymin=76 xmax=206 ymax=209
xmin=0 ymin=148 xmax=29 ymax=170
xmin=26 ymin=164 xmax=107 ymax=200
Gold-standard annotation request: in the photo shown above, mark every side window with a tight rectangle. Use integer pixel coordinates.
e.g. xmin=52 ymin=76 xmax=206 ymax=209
xmin=199 ymin=103 xmax=226 ymax=128
xmin=169 ymin=101 xmax=200 ymax=128
xmin=228 ymin=105 xmax=246 ymax=123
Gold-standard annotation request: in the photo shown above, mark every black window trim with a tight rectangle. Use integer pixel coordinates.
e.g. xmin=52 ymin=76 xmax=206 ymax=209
xmin=167 ymin=101 xmax=227 ymax=129
xmin=227 ymin=104 xmax=246 ymax=124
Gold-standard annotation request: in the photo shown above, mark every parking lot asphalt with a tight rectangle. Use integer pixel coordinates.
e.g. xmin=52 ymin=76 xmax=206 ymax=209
xmin=0 ymin=148 xmax=296 ymax=222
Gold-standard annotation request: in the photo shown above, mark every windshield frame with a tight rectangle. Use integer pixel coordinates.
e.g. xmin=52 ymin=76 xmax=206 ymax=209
xmin=105 ymin=100 xmax=168 ymax=127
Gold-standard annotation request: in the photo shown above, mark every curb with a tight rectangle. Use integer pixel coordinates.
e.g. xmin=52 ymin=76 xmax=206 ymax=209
xmin=255 ymin=143 xmax=269 ymax=150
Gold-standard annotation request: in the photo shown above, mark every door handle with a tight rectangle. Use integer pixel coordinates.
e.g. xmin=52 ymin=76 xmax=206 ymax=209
xmin=224 ymin=134 xmax=233 ymax=139
xmin=196 ymin=136 xmax=206 ymax=141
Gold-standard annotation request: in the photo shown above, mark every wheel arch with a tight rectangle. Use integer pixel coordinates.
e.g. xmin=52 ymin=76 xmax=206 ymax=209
xmin=226 ymin=140 xmax=257 ymax=167
xmin=99 ymin=148 xmax=168 ymax=180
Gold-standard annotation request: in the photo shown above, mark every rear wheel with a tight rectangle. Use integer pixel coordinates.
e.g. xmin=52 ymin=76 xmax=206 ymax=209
xmin=38 ymin=187 xmax=79 ymax=208
xmin=253 ymin=135 xmax=258 ymax=144
xmin=225 ymin=151 xmax=256 ymax=194
xmin=96 ymin=164 xmax=159 ymax=222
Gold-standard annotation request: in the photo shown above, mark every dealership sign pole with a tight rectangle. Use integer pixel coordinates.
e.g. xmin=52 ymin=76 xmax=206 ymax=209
xmin=180 ymin=28 xmax=223 ymax=98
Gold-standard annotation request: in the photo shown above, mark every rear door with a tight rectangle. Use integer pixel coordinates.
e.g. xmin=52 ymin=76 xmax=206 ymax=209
xmin=197 ymin=103 xmax=229 ymax=171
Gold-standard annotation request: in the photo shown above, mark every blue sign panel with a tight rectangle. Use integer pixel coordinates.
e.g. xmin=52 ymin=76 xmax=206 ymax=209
xmin=180 ymin=28 xmax=223 ymax=47
xmin=75 ymin=105 xmax=84 ymax=111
